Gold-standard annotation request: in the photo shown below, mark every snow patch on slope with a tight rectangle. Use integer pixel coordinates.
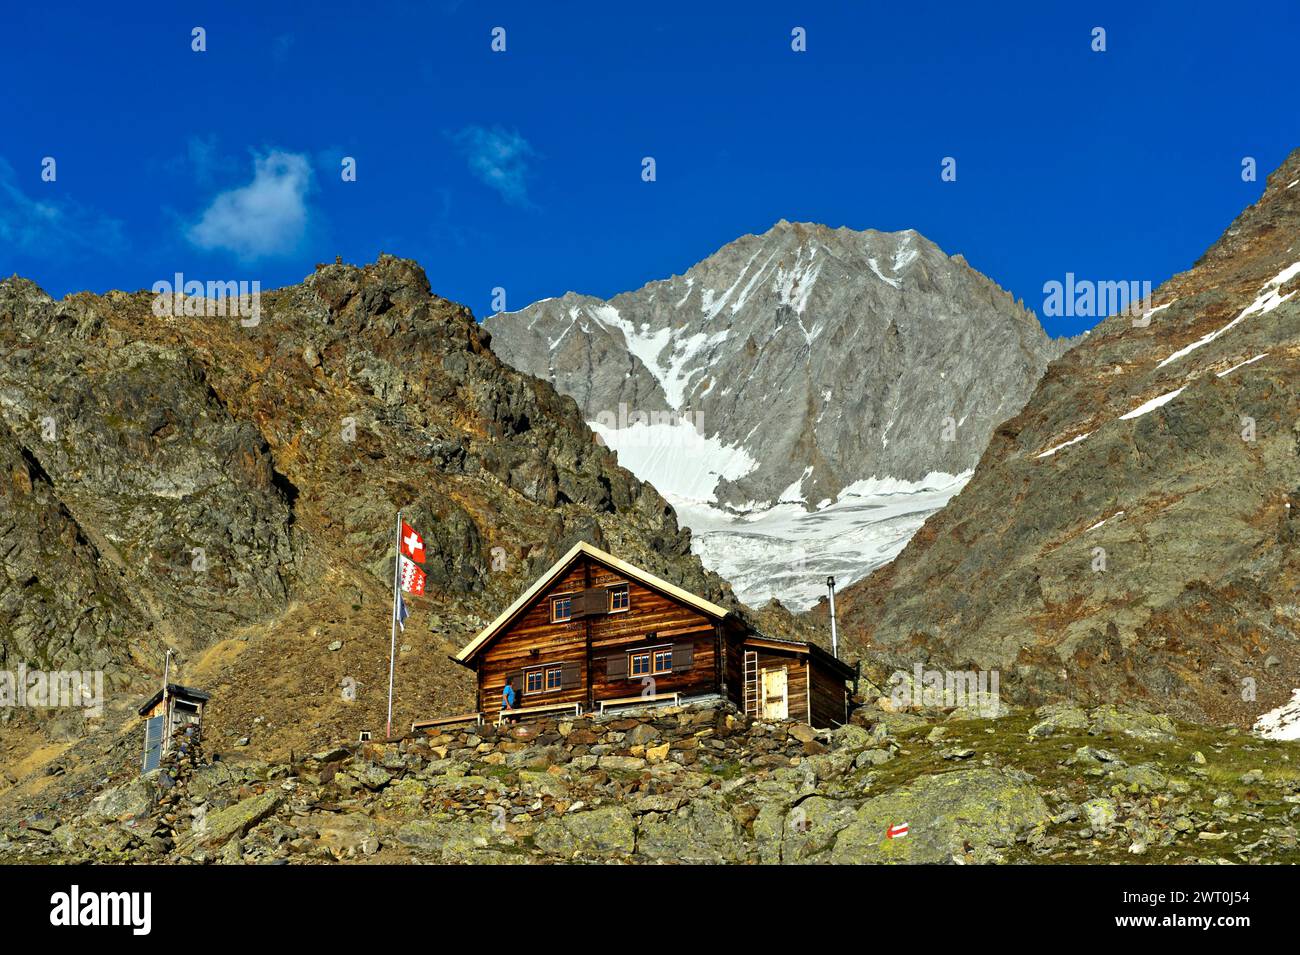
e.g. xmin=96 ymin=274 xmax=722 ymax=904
xmin=1156 ymin=261 xmax=1300 ymax=368
xmin=778 ymin=467 xmax=814 ymax=504
xmin=1086 ymin=511 xmax=1123 ymax=532
xmin=1217 ymin=353 xmax=1268 ymax=377
xmin=868 ymin=257 xmax=901 ymax=289
xmin=1120 ymin=387 xmax=1186 ymax=420
xmin=1255 ymin=689 xmax=1300 ymax=740
xmin=1037 ymin=432 xmax=1092 ymax=458
xmin=892 ymin=238 xmax=919 ymax=272
xmin=590 ymin=419 xmax=757 ymax=503
xmin=773 ymin=246 xmax=822 ymax=314
xmin=676 ymin=471 xmax=971 ymax=609
xmin=1037 ymin=349 xmax=1271 ymax=460
xmin=584 ymin=303 xmax=728 ymax=409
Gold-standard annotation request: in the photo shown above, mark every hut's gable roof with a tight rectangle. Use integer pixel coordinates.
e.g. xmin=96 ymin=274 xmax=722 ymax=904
xmin=454 ymin=541 xmax=730 ymax=665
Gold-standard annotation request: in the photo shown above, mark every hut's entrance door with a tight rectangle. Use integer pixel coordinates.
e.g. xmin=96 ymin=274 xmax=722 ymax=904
xmin=762 ymin=667 xmax=788 ymax=720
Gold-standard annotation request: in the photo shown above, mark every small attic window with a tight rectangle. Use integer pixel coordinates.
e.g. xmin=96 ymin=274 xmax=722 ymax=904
xmin=608 ymin=584 xmax=630 ymax=612
xmin=551 ymin=595 xmax=573 ymax=622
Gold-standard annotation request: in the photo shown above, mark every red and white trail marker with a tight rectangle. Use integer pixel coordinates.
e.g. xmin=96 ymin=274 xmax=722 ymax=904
xmin=887 ymin=823 xmax=910 ymax=839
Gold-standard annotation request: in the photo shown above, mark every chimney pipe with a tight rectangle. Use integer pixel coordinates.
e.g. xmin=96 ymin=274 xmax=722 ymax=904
xmin=826 ymin=575 xmax=838 ymax=659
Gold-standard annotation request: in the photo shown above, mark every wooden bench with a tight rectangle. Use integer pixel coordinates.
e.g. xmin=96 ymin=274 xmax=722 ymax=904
xmin=411 ymin=712 xmax=483 ymax=733
xmin=599 ymin=692 xmax=680 ymax=715
xmin=495 ymin=701 xmax=582 ymax=725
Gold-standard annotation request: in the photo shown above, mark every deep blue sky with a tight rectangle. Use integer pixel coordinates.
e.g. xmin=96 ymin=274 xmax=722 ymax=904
xmin=3 ymin=1 xmax=1297 ymax=337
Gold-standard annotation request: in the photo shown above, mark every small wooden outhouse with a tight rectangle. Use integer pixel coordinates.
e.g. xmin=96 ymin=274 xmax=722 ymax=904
xmin=139 ymin=683 xmax=209 ymax=772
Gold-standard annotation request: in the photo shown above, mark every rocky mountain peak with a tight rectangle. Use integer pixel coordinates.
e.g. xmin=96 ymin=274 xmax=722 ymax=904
xmin=486 ymin=222 xmax=1064 ymax=607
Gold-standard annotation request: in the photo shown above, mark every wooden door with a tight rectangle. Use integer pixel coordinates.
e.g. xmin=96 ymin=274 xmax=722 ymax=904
xmin=762 ymin=667 xmax=788 ymax=720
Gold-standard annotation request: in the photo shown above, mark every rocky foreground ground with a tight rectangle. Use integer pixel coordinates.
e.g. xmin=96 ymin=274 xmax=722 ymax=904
xmin=3 ymin=699 xmax=1298 ymax=865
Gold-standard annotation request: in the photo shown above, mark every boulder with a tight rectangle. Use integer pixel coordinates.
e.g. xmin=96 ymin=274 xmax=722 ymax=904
xmin=1087 ymin=706 xmax=1176 ymax=742
xmin=1028 ymin=703 xmax=1089 ymax=738
xmin=830 ymin=724 xmax=873 ymax=751
xmin=637 ymin=800 xmax=749 ymax=864
xmin=854 ymin=749 xmax=895 ymax=769
xmin=1082 ymin=797 xmax=1118 ymax=831
xmin=753 ymin=801 xmax=789 ymax=864
xmin=396 ymin=816 xmax=511 ymax=861
xmin=86 ymin=775 xmax=157 ymax=821
xmin=597 ymin=755 xmax=646 ymax=772
xmin=375 ymin=777 xmax=429 ymax=818
xmin=533 ymin=806 xmax=635 ymax=858
xmin=518 ymin=769 xmax=569 ymax=799
xmin=187 ymin=762 xmax=240 ymax=800
xmin=186 ymin=791 xmax=282 ymax=849
xmin=1108 ymin=763 xmax=1168 ymax=792
xmin=359 ymin=765 xmax=393 ymax=790
xmin=788 ymin=723 xmax=818 ymax=744
xmin=624 ymin=723 xmax=660 ymax=748
xmin=780 ymin=795 xmax=860 ymax=863
xmin=870 ymin=710 xmax=930 ymax=735
xmin=827 ymin=768 xmax=1050 ymax=864
xmin=316 ymin=813 xmax=382 ymax=856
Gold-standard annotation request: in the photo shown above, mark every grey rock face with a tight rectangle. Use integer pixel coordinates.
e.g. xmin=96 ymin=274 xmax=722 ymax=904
xmin=0 ymin=255 xmax=744 ymax=762
xmin=840 ymin=148 xmax=1300 ymax=729
xmin=0 ymin=278 xmax=297 ymax=658
xmin=488 ymin=221 xmax=1063 ymax=510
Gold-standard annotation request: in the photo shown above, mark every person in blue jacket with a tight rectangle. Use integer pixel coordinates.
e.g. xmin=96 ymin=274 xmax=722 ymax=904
xmin=502 ymin=677 xmax=517 ymax=711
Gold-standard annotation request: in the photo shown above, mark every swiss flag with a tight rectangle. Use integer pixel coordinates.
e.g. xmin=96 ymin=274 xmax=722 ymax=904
xmin=399 ymin=556 xmax=426 ymax=596
xmin=400 ymin=522 xmax=425 ymax=564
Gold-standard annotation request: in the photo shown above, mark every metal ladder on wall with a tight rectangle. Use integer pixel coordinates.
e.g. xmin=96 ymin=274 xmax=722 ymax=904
xmin=743 ymin=650 xmax=759 ymax=717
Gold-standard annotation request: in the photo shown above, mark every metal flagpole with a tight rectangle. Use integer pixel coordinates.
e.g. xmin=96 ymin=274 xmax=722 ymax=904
xmin=162 ymin=648 xmax=174 ymax=752
xmin=827 ymin=575 xmax=839 ymax=659
xmin=386 ymin=509 xmax=401 ymax=738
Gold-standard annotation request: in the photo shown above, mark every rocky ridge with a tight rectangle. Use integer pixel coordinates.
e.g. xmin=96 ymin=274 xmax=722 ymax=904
xmin=839 ymin=149 xmax=1300 ymax=729
xmin=0 ymin=255 xmax=760 ymax=795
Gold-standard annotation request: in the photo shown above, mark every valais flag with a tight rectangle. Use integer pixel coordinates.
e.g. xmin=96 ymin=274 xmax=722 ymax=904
xmin=399 ymin=556 xmax=426 ymax=596
xmin=400 ymin=522 xmax=425 ymax=564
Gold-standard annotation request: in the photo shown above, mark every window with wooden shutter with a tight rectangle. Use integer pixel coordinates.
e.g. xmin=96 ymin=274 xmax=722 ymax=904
xmin=606 ymin=654 xmax=628 ymax=679
xmin=561 ymin=661 xmax=581 ymax=689
xmin=570 ymin=589 xmax=592 ymax=618
xmin=672 ymin=642 xmax=695 ymax=673
xmin=506 ymin=671 xmax=524 ymax=703
xmin=521 ymin=663 xmax=573 ymax=695
xmin=626 ymin=647 xmax=674 ymax=678
xmin=571 ymin=587 xmax=607 ymax=619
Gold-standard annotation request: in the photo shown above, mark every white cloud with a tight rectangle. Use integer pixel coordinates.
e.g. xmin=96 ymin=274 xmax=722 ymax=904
xmin=0 ymin=158 xmax=125 ymax=258
xmin=186 ymin=151 xmax=313 ymax=260
xmin=451 ymin=126 xmax=537 ymax=206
